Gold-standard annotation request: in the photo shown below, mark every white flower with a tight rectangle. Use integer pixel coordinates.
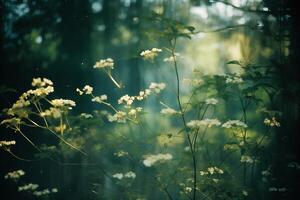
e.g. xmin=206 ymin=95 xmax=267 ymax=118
xmin=112 ymin=173 xmax=124 ymax=180
xmin=242 ymin=190 xmax=248 ymax=196
xmin=149 ymin=82 xmax=166 ymax=94
xmin=143 ymin=153 xmax=173 ymax=167
xmin=140 ymin=48 xmax=162 ymax=60
xmin=182 ymin=78 xmax=203 ymax=86
xmin=240 ymin=155 xmax=254 ymax=163
xmin=33 ymin=189 xmax=50 ymax=196
xmin=40 ymin=107 xmax=61 ymax=118
xmin=93 ymin=58 xmax=114 ymax=69
xmin=222 ymin=120 xmax=247 ymax=129
xmin=124 ymin=171 xmax=136 ymax=179
xmin=136 ymin=89 xmax=151 ymax=100
xmin=83 ymin=85 xmax=93 ymax=94
xmin=18 ymin=183 xmax=39 ymax=191
xmin=163 ymin=53 xmax=180 ymax=62
xmin=51 ymin=99 xmax=76 ymax=109
xmin=184 ymin=187 xmax=192 ymax=193
xmin=32 ymin=78 xmax=53 ymax=87
xmin=160 ymin=108 xmax=178 ymax=115
xmin=114 ymin=150 xmax=129 ymax=157
xmin=76 ymin=88 xmax=83 ymax=95
xmin=0 ymin=140 xmax=16 ymax=148
xmin=205 ymin=98 xmax=218 ymax=105
xmin=264 ymin=117 xmax=280 ymax=127
xmin=92 ymin=95 xmax=107 ymax=103
xmin=108 ymin=111 xmax=127 ymax=123
xmin=51 ymin=188 xmax=58 ymax=193
xmin=225 ymin=74 xmax=243 ymax=84
xmin=80 ymin=113 xmax=93 ymax=119
xmin=118 ymin=95 xmax=135 ymax=106
xmin=4 ymin=170 xmax=25 ymax=180
xmin=187 ymin=119 xmax=221 ymax=129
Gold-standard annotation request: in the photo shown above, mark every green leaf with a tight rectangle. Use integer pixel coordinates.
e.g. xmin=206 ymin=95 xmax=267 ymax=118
xmin=185 ymin=25 xmax=195 ymax=32
xmin=227 ymin=60 xmax=241 ymax=66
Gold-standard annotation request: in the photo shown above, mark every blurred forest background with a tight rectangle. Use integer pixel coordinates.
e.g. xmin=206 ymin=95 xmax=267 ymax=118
xmin=0 ymin=0 xmax=299 ymax=200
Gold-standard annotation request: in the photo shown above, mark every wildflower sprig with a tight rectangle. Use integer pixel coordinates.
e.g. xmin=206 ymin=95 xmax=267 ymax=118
xmin=93 ymin=58 xmax=122 ymax=88
xmin=1 ymin=78 xmax=86 ymax=155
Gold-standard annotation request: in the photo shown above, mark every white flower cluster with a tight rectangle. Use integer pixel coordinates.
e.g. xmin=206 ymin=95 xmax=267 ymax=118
xmin=182 ymin=78 xmax=203 ymax=86
xmin=222 ymin=120 xmax=248 ymax=129
xmin=163 ymin=53 xmax=180 ymax=62
xmin=18 ymin=183 xmax=39 ymax=191
xmin=143 ymin=153 xmax=173 ymax=167
xmin=33 ymin=188 xmax=58 ymax=196
xmin=264 ymin=117 xmax=280 ymax=127
xmin=0 ymin=140 xmax=16 ymax=148
xmin=160 ymin=108 xmax=178 ymax=115
xmin=112 ymin=171 xmax=136 ymax=180
xmin=205 ymin=98 xmax=218 ymax=105
xmin=24 ymin=77 xmax=54 ymax=98
xmin=40 ymin=107 xmax=62 ymax=119
xmin=76 ymin=85 xmax=93 ymax=95
xmin=149 ymin=82 xmax=166 ymax=94
xmin=4 ymin=170 xmax=25 ymax=180
xmin=140 ymin=48 xmax=162 ymax=60
xmin=6 ymin=78 xmax=55 ymax=118
xmin=200 ymin=166 xmax=224 ymax=176
xmin=187 ymin=119 xmax=221 ymax=129
xmin=136 ymin=89 xmax=151 ymax=100
xmin=31 ymin=78 xmax=53 ymax=87
xmin=114 ymin=150 xmax=129 ymax=157
xmin=80 ymin=113 xmax=93 ymax=119
xmin=128 ymin=107 xmax=142 ymax=118
xmin=118 ymin=94 xmax=135 ymax=106
xmin=225 ymin=74 xmax=243 ymax=84
xmin=93 ymin=58 xmax=114 ymax=69
xmin=108 ymin=111 xmax=127 ymax=123
xmin=240 ymin=155 xmax=254 ymax=163
xmin=51 ymin=99 xmax=76 ymax=109
xmin=184 ymin=187 xmax=192 ymax=193
xmin=91 ymin=95 xmax=108 ymax=103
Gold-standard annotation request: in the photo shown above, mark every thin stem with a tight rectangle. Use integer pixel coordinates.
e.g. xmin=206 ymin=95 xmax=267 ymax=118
xmin=170 ymin=38 xmax=197 ymax=200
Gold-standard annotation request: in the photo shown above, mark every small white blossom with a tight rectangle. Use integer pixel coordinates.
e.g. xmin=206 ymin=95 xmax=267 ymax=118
xmin=33 ymin=189 xmax=50 ymax=196
xmin=205 ymin=98 xmax=218 ymax=105
xmin=92 ymin=95 xmax=108 ymax=103
xmin=143 ymin=153 xmax=173 ymax=167
xmin=118 ymin=95 xmax=135 ymax=106
xmin=112 ymin=173 xmax=124 ymax=180
xmin=187 ymin=119 xmax=221 ymax=129
xmin=225 ymin=74 xmax=243 ymax=84
xmin=242 ymin=190 xmax=248 ymax=196
xmin=184 ymin=187 xmax=192 ymax=193
xmin=51 ymin=99 xmax=76 ymax=109
xmin=18 ymin=183 xmax=39 ymax=191
xmin=182 ymin=78 xmax=203 ymax=86
xmin=108 ymin=111 xmax=127 ymax=123
xmin=264 ymin=117 xmax=280 ymax=127
xmin=80 ymin=113 xmax=93 ymax=119
xmin=114 ymin=150 xmax=129 ymax=157
xmin=32 ymin=78 xmax=53 ymax=87
xmin=240 ymin=155 xmax=254 ymax=163
xmin=4 ymin=170 xmax=25 ymax=180
xmin=222 ymin=120 xmax=247 ymax=129
xmin=93 ymin=58 xmax=114 ymax=69
xmin=0 ymin=140 xmax=16 ymax=148
xmin=149 ymin=82 xmax=166 ymax=94
xmin=140 ymin=48 xmax=162 ymax=60
xmin=160 ymin=108 xmax=178 ymax=115
xmin=124 ymin=171 xmax=136 ymax=179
